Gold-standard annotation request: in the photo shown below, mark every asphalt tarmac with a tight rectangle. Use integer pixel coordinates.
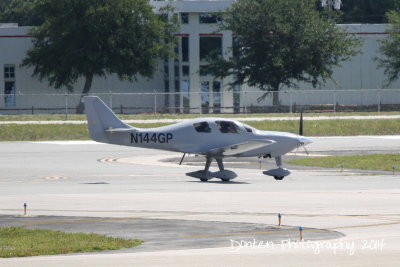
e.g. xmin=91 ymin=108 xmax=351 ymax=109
xmin=0 ymin=136 xmax=400 ymax=266
xmin=0 ymin=215 xmax=343 ymax=252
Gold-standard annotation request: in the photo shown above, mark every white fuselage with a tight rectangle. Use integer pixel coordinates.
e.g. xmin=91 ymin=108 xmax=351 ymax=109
xmin=104 ymin=118 xmax=311 ymax=158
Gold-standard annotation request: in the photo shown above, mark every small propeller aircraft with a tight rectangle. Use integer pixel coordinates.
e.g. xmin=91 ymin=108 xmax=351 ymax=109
xmin=84 ymin=96 xmax=312 ymax=182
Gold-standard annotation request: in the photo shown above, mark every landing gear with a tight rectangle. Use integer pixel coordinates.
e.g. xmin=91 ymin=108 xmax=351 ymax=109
xmin=186 ymin=156 xmax=237 ymax=182
xmin=263 ymin=156 xmax=291 ymax=180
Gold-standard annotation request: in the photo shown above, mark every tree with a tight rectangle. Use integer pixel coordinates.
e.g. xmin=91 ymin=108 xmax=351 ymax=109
xmin=22 ymin=0 xmax=177 ymax=113
xmin=340 ymin=0 xmax=400 ymax=24
xmin=377 ymin=10 xmax=400 ymax=86
xmin=0 ymin=0 xmax=43 ymax=26
xmin=207 ymin=0 xmax=361 ymax=105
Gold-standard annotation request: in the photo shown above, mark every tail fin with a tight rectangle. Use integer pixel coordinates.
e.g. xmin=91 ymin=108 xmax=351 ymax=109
xmin=84 ymin=96 xmax=131 ymax=143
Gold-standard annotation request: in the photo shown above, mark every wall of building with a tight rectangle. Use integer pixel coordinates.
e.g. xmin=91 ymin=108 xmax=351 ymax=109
xmin=1 ymin=1 xmax=399 ymax=114
xmin=0 ymin=26 xmax=166 ymax=114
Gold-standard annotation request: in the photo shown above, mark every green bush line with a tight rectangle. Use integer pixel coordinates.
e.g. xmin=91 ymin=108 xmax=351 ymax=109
xmin=0 ymin=227 xmax=142 ymax=258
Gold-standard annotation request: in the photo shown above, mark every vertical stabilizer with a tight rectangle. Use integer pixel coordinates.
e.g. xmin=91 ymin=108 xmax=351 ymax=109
xmin=84 ymin=96 xmax=131 ymax=143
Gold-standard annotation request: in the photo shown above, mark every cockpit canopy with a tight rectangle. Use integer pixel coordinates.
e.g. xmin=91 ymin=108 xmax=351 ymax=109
xmin=193 ymin=120 xmax=255 ymax=134
xmin=193 ymin=121 xmax=212 ymax=133
xmin=215 ymin=121 xmax=240 ymax=133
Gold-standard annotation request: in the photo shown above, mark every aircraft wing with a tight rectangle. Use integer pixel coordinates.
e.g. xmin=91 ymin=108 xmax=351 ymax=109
xmin=202 ymin=139 xmax=275 ymax=157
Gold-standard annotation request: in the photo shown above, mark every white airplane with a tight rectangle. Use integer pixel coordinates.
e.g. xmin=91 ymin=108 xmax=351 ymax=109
xmin=84 ymin=96 xmax=312 ymax=182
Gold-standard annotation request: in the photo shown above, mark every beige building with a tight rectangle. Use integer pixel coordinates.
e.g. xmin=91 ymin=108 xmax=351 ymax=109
xmin=0 ymin=1 xmax=399 ymax=114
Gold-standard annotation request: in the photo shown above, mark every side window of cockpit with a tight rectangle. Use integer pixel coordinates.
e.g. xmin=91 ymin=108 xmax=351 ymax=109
xmin=216 ymin=121 xmax=240 ymax=134
xmin=245 ymin=127 xmax=252 ymax=133
xmin=193 ymin=122 xmax=212 ymax=133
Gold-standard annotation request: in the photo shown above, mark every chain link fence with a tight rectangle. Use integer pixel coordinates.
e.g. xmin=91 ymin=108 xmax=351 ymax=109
xmin=0 ymin=89 xmax=400 ymax=116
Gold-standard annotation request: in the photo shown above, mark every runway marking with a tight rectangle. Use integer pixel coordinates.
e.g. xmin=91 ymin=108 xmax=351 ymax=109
xmin=44 ymin=176 xmax=70 ymax=181
xmin=180 ymin=228 xmax=327 ymax=238
xmin=328 ymin=221 xmax=400 ymax=230
xmin=17 ymin=217 xmax=142 ymax=226
xmin=30 ymin=141 xmax=103 ymax=145
xmin=98 ymin=158 xmax=119 ymax=163
xmin=85 ymin=173 xmax=183 ymax=177
xmin=180 ymin=221 xmax=400 ymax=239
xmin=286 ymin=153 xmax=331 ymax=157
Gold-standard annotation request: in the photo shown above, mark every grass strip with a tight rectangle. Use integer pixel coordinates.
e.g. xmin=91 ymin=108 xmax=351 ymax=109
xmin=0 ymin=227 xmax=142 ymax=258
xmin=0 ymin=119 xmax=399 ymax=141
xmin=288 ymin=154 xmax=400 ymax=172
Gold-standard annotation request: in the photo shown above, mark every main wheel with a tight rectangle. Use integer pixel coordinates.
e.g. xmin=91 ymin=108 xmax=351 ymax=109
xmin=221 ymin=178 xmax=231 ymax=182
xmin=274 ymin=176 xmax=284 ymax=180
xmin=200 ymin=178 xmax=209 ymax=182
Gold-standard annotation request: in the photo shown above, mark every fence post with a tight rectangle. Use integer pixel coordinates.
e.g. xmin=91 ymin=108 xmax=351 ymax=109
xmin=154 ymin=90 xmax=157 ymax=114
xmin=377 ymin=89 xmax=381 ymax=113
xmin=333 ymin=91 xmax=336 ymax=113
xmin=18 ymin=91 xmax=22 ymax=120
xmin=65 ymin=92 xmax=68 ymax=120
xmin=289 ymin=90 xmax=292 ymax=114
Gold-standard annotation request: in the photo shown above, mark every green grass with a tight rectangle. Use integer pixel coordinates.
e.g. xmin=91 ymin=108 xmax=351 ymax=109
xmin=247 ymin=119 xmax=400 ymax=136
xmin=0 ymin=227 xmax=142 ymax=258
xmin=288 ymin=154 xmax=400 ymax=172
xmin=1 ymin=119 xmax=399 ymax=141
xmin=1 ymin=111 xmax=400 ymax=121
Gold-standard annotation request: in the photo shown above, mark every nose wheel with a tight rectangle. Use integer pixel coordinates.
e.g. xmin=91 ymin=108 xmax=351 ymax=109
xmin=263 ymin=156 xmax=291 ymax=180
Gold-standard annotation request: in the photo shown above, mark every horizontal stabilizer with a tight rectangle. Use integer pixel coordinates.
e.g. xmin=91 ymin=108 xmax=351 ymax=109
xmin=105 ymin=128 xmax=136 ymax=133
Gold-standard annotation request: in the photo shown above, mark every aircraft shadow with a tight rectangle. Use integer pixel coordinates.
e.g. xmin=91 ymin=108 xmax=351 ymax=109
xmin=187 ymin=180 xmax=250 ymax=185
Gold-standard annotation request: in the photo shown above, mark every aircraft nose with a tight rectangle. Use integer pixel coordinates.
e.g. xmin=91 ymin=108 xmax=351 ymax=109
xmin=299 ymin=136 xmax=313 ymax=146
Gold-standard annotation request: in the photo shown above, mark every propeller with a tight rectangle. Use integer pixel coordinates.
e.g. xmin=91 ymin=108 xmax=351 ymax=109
xmin=298 ymin=111 xmax=309 ymax=155
xmin=299 ymin=111 xmax=303 ymax=136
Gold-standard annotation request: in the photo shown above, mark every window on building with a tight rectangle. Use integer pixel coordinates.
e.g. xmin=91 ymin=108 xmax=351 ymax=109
xmin=233 ymin=84 xmax=241 ymax=113
xmin=199 ymin=65 xmax=214 ymax=77
xmin=182 ymin=65 xmax=189 ymax=76
xmin=4 ymin=65 xmax=16 ymax=107
xmin=213 ymin=81 xmax=221 ymax=114
xmin=182 ymin=80 xmax=190 ymax=113
xmin=163 ymin=59 xmax=170 ymax=112
xmin=181 ymin=13 xmax=189 ymax=24
xmin=181 ymin=36 xmax=189 ymax=62
xmin=4 ymin=66 xmax=15 ymax=79
xmin=200 ymin=36 xmax=222 ymax=61
xmin=174 ymin=80 xmax=180 ymax=112
xmin=193 ymin=122 xmax=211 ymax=133
xmin=174 ymin=65 xmax=179 ymax=77
xmin=199 ymin=13 xmax=221 ymax=24
xmin=215 ymin=121 xmax=240 ymax=134
xmin=232 ymin=36 xmax=241 ymax=59
xmin=201 ymin=81 xmax=209 ymax=114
